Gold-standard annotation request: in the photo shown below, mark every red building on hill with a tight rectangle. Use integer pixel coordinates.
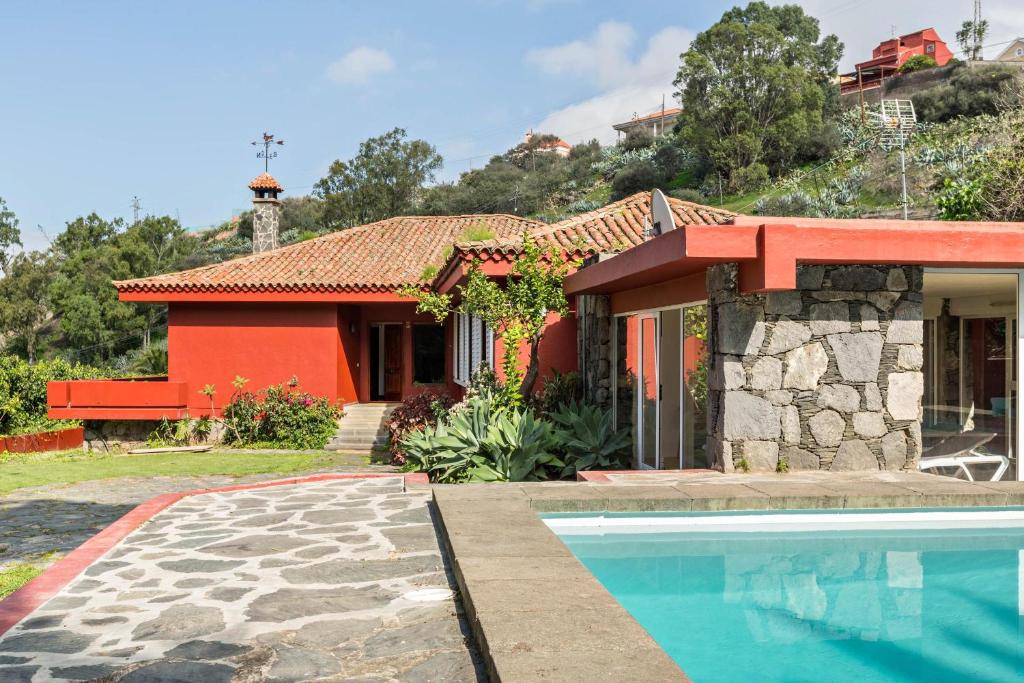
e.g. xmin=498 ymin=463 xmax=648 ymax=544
xmin=840 ymin=28 xmax=954 ymax=94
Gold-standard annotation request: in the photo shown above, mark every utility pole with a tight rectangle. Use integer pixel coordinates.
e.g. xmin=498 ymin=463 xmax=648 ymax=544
xmin=973 ymin=0 xmax=984 ymax=60
xmin=660 ymin=94 xmax=665 ymax=136
xmin=130 ymin=196 xmax=142 ymax=225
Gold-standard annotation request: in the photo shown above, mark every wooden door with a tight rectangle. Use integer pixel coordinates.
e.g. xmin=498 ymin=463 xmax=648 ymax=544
xmin=383 ymin=325 xmax=403 ymax=400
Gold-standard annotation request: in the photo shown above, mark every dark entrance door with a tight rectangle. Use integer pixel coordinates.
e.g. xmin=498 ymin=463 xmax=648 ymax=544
xmin=383 ymin=325 xmax=403 ymax=401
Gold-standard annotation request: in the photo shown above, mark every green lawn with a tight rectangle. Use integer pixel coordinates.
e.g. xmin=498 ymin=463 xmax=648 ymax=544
xmin=0 ymin=449 xmax=372 ymax=495
xmin=0 ymin=552 xmax=59 ymax=599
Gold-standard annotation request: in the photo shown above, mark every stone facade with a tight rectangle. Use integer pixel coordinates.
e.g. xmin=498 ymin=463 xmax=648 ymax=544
xmin=577 ymin=294 xmax=613 ymax=411
xmin=84 ymin=420 xmax=224 ymax=452
xmin=707 ymin=264 xmax=924 ymax=473
xmin=252 ymin=198 xmax=281 ymax=253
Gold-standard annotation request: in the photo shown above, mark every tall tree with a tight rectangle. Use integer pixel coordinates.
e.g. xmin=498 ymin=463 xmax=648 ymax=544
xmin=956 ymin=18 xmax=988 ymax=61
xmin=0 ymin=252 xmax=51 ymax=363
xmin=673 ymin=2 xmax=842 ymax=192
xmin=0 ymin=196 xmax=21 ymax=273
xmin=314 ymin=128 xmax=442 ymax=228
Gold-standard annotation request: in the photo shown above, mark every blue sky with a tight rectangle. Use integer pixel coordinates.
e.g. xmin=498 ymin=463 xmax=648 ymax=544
xmin=2 ymin=1 xmax=1022 ymax=251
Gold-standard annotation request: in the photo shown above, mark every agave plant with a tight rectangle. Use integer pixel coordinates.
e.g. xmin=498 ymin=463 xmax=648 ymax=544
xmin=480 ymin=409 xmax=563 ymax=481
xmin=549 ymin=400 xmax=631 ymax=477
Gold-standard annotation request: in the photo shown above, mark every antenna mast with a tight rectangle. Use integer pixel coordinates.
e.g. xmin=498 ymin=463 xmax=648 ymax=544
xmin=973 ymin=0 xmax=983 ymax=60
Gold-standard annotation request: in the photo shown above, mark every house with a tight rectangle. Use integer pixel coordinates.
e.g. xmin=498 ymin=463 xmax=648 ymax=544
xmin=46 ymin=177 xmax=732 ymax=427
xmin=994 ymin=38 xmax=1024 ymax=62
xmin=568 ymin=211 xmax=1024 ymax=480
xmin=523 ymin=130 xmax=572 ymax=158
xmin=840 ymin=28 xmax=953 ymax=94
xmin=47 ymin=176 xmax=1024 ymax=480
xmin=613 ymin=107 xmax=681 ymax=140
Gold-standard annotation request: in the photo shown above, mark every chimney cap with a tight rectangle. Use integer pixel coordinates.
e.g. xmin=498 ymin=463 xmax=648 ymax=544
xmin=248 ymin=172 xmax=283 ymax=192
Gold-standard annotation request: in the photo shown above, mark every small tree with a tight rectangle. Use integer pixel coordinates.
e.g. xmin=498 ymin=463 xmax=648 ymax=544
xmin=401 ymin=236 xmax=575 ymax=405
xmin=956 ymin=18 xmax=988 ymax=61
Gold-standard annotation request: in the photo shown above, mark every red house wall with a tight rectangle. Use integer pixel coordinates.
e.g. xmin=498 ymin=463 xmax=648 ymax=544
xmin=493 ymin=309 xmax=579 ymax=389
xmin=167 ymin=303 xmax=342 ymax=414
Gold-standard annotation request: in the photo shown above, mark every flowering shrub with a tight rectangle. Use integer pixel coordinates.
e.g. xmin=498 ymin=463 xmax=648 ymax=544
xmin=222 ymin=379 xmax=340 ymax=450
xmin=385 ymin=390 xmax=455 ymax=465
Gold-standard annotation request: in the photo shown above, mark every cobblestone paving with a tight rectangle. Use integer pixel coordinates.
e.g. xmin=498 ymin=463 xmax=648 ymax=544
xmin=0 ymin=477 xmax=481 ymax=682
xmin=0 ymin=454 xmax=393 ymax=570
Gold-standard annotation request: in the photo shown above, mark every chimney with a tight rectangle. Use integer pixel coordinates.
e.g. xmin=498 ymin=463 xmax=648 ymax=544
xmin=248 ymin=173 xmax=283 ymax=253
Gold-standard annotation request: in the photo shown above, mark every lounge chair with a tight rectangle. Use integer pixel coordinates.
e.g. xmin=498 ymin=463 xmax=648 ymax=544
xmin=917 ymin=431 xmax=1010 ymax=481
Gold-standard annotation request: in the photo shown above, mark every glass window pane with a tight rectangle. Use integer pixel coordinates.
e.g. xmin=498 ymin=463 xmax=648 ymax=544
xmin=684 ymin=305 xmax=709 ymax=468
xmin=641 ymin=316 xmax=658 ymax=469
xmin=413 ymin=325 xmax=446 ymax=384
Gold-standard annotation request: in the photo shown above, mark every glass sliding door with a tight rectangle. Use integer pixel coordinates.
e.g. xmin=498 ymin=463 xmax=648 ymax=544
xmin=639 ymin=315 xmax=659 ymax=469
xmin=922 ymin=271 xmax=1020 ymax=481
xmin=659 ymin=309 xmax=682 ymax=469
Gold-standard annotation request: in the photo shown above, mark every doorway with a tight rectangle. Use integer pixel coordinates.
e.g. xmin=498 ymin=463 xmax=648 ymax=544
xmin=369 ymin=324 xmax=403 ymax=401
xmin=615 ymin=304 xmax=708 ymax=470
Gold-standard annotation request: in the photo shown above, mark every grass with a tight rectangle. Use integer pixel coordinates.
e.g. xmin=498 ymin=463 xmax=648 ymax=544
xmin=0 ymin=449 xmax=371 ymax=496
xmin=0 ymin=552 xmax=60 ymax=599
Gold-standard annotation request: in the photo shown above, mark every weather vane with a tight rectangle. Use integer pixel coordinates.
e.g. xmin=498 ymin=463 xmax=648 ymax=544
xmin=251 ymin=132 xmax=284 ymax=173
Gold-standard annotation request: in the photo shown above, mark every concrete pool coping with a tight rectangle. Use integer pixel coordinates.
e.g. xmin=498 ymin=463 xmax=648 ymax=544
xmin=431 ymin=471 xmax=1024 ymax=682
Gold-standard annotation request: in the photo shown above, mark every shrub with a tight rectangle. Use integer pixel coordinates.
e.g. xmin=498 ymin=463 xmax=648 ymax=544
xmin=611 ymin=161 xmax=662 ymax=200
xmin=0 ymin=355 xmax=109 ymax=436
xmin=385 ymin=390 xmax=455 ymax=464
xmin=130 ymin=340 xmax=168 ymax=376
xmin=731 ymin=163 xmax=770 ymax=193
xmin=548 ymin=401 xmax=630 ymax=477
xmin=621 ymin=127 xmax=655 ymax=152
xmin=913 ymin=64 xmax=1020 ymax=123
xmin=669 ymin=188 xmax=706 ymax=204
xmin=401 ymin=396 xmax=563 ymax=483
xmin=529 ymin=370 xmax=579 ymax=417
xmin=898 ymin=54 xmax=937 ymax=74
xmin=222 ymin=379 xmax=340 ymax=450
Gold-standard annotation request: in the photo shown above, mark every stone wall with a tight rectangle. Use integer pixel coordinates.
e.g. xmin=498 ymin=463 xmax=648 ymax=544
xmin=577 ymin=294 xmax=613 ymax=411
xmin=84 ymin=420 xmax=225 ymax=453
xmin=252 ymin=199 xmax=281 ymax=253
xmin=707 ymin=263 xmax=924 ymax=473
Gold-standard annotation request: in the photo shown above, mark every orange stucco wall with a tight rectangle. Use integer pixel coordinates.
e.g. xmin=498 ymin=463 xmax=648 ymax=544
xmin=168 ymin=303 xmax=343 ymax=413
xmin=493 ymin=308 xmax=579 ymax=388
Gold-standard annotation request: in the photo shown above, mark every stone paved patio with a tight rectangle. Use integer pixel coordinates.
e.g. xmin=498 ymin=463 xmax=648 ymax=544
xmin=0 ymin=454 xmax=394 ymax=571
xmin=0 ymin=476 xmax=481 ymax=682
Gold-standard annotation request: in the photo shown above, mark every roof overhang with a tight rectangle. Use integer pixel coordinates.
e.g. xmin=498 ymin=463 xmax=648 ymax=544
xmin=566 ymin=217 xmax=1024 ymax=297
xmin=117 ymin=290 xmax=417 ymax=304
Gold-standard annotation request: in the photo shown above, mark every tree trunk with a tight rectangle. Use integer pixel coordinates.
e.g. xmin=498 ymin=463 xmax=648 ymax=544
xmin=518 ymin=335 xmax=542 ymax=398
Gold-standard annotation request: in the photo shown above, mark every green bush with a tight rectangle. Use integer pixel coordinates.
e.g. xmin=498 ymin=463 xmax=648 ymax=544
xmin=898 ymin=54 xmax=937 ymax=74
xmin=548 ymin=401 xmax=630 ymax=477
xmin=401 ymin=397 xmax=563 ymax=483
xmin=385 ymin=390 xmax=455 ymax=464
xmin=913 ymin=64 xmax=1020 ymax=123
xmin=401 ymin=395 xmax=629 ymax=483
xmin=0 ymin=355 xmax=109 ymax=436
xmin=222 ymin=379 xmax=341 ymax=450
xmin=668 ymin=188 xmax=706 ymax=204
xmin=611 ymin=161 xmax=662 ymax=200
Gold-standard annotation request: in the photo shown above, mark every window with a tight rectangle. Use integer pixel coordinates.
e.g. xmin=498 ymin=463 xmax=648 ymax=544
xmin=1017 ymin=47 xmax=1024 ymax=57
xmin=926 ymin=43 xmax=935 ymax=54
xmin=412 ymin=325 xmax=446 ymax=384
xmin=453 ymin=312 xmax=493 ymax=385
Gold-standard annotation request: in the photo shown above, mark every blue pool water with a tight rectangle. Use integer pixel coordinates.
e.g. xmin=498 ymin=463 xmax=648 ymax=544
xmin=546 ymin=510 xmax=1024 ymax=682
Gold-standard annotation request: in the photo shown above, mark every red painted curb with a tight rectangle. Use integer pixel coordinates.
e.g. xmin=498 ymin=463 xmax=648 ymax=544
xmin=0 ymin=472 xmax=412 ymax=636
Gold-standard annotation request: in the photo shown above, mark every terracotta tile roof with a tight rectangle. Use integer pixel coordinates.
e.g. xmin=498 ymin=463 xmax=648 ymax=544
xmin=248 ymin=173 xmax=283 ymax=192
xmin=613 ymin=108 xmax=683 ymax=129
xmin=537 ymin=138 xmax=572 ymax=150
xmin=115 ymin=214 xmax=543 ymax=294
xmin=453 ymin=192 xmax=736 ymax=256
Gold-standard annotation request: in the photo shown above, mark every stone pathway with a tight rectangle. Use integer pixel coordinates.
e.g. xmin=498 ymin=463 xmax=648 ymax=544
xmin=0 ymin=477 xmax=481 ymax=682
xmin=0 ymin=454 xmax=394 ymax=570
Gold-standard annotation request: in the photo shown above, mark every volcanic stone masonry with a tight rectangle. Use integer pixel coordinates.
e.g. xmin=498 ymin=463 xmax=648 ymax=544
xmin=707 ymin=263 xmax=924 ymax=473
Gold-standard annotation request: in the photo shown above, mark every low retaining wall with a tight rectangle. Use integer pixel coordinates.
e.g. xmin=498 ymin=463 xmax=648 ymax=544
xmin=0 ymin=427 xmax=84 ymax=454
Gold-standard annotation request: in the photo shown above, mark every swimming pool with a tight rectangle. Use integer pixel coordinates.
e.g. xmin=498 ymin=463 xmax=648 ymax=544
xmin=544 ymin=509 xmax=1024 ymax=682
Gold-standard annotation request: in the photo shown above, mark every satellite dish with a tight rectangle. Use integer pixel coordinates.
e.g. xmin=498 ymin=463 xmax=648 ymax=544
xmin=650 ymin=188 xmax=676 ymax=237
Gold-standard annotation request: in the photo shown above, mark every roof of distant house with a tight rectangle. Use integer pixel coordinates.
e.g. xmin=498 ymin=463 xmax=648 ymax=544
xmin=613 ymin=107 xmax=682 ymax=130
xmin=114 ymin=214 xmax=542 ymax=295
xmin=537 ymin=138 xmax=572 ymax=150
xmin=248 ymin=173 xmax=283 ymax=192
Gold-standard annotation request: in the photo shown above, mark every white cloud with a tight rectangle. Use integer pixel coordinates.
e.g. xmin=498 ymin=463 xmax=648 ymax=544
xmin=528 ymin=23 xmax=692 ymax=144
xmin=326 ymin=47 xmax=396 ymax=86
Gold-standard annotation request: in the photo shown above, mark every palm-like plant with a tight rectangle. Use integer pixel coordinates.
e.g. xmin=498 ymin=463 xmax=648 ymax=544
xmin=549 ymin=401 xmax=631 ymax=477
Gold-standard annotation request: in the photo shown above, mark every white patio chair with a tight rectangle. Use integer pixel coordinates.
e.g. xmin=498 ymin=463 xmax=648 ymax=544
xmin=917 ymin=431 xmax=1010 ymax=482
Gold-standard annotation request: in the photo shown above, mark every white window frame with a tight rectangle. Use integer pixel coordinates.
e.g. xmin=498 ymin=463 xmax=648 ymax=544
xmin=453 ymin=312 xmax=494 ymax=387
